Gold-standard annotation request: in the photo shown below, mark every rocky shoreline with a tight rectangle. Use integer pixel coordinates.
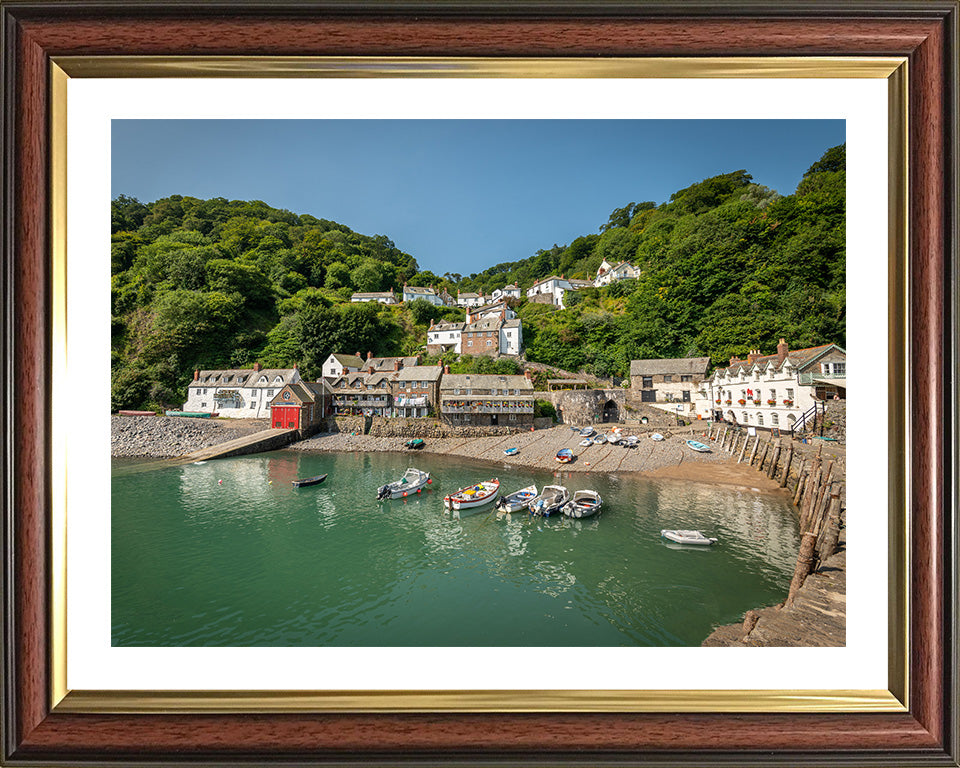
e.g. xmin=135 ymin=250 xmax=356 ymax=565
xmin=111 ymin=415 xmax=268 ymax=458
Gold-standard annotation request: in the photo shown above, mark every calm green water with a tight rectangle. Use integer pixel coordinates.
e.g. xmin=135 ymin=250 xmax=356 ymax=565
xmin=112 ymin=450 xmax=799 ymax=646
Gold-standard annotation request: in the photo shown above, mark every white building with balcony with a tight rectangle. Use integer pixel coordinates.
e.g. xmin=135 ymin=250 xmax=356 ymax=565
xmin=696 ymin=339 xmax=846 ymax=434
xmin=182 ymin=364 xmax=300 ymax=419
xmin=594 ymin=259 xmax=641 ymax=287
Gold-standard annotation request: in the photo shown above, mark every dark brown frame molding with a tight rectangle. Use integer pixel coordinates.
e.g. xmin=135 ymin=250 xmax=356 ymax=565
xmin=2 ymin=1 xmax=957 ymax=765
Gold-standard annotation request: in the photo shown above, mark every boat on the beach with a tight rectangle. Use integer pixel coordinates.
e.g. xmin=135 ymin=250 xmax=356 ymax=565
xmin=119 ymin=410 xmax=157 ymax=417
xmin=293 ymin=473 xmax=327 ymax=488
xmin=607 ymin=431 xmax=623 ymax=445
xmin=661 ymin=529 xmax=718 ymax=546
xmin=624 ymin=435 xmax=639 ymax=448
xmin=164 ymin=410 xmax=215 ymax=418
xmin=579 ymin=426 xmax=595 ymax=437
xmin=503 ymin=447 xmax=519 ymax=456
xmin=404 ymin=438 xmax=425 ymax=450
xmin=555 ymin=448 xmax=574 ymax=463
xmin=496 ymin=484 xmax=538 ymax=513
xmin=592 ymin=435 xmax=606 ymax=445
xmin=444 ymin=478 xmax=500 ymax=510
xmin=685 ymin=439 xmax=711 ymax=452
xmin=578 ymin=438 xmax=593 ymax=447
xmin=562 ymin=489 xmax=602 ymax=518
xmin=377 ymin=468 xmax=431 ymax=500
xmin=529 ymin=485 xmax=570 ymax=517
xmin=651 ymin=433 xmax=665 ymax=442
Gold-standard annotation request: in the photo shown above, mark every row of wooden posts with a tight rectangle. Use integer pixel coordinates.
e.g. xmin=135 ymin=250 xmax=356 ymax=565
xmin=705 ymin=423 xmax=844 ymax=606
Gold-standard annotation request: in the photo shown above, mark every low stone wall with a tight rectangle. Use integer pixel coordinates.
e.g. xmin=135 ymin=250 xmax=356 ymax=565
xmin=328 ymin=416 xmax=365 ymax=434
xmin=366 ymin=416 xmax=526 ymax=438
xmin=533 ymin=417 xmax=554 ymax=430
xmin=538 ymin=388 xmax=627 ymax=425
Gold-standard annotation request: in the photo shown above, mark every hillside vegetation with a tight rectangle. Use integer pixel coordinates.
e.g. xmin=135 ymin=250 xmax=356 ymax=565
xmin=111 ymin=144 xmax=845 ymax=411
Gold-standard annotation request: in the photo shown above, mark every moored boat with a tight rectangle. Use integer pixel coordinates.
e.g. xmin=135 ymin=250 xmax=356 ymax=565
xmin=293 ymin=473 xmax=327 ymax=488
xmin=444 ymin=478 xmax=500 ymax=510
xmin=555 ymin=448 xmax=574 ymax=463
xmin=624 ymin=435 xmax=639 ymax=448
xmin=661 ymin=529 xmax=718 ymax=546
xmin=377 ymin=468 xmax=431 ymax=500
xmin=578 ymin=438 xmax=593 ymax=447
xmin=685 ymin=439 xmax=711 ymax=452
xmin=503 ymin=447 xmax=519 ymax=456
xmin=579 ymin=426 xmax=595 ymax=437
xmin=607 ymin=432 xmax=623 ymax=445
xmin=496 ymin=484 xmax=538 ymax=513
xmin=404 ymin=438 xmax=425 ymax=450
xmin=529 ymin=485 xmax=570 ymax=517
xmin=164 ymin=410 xmax=215 ymax=418
xmin=562 ymin=489 xmax=602 ymax=518
xmin=592 ymin=435 xmax=606 ymax=445
xmin=651 ymin=433 xmax=665 ymax=441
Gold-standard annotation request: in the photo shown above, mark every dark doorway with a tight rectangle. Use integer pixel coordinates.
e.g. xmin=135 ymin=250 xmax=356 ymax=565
xmin=640 ymin=390 xmax=657 ymax=403
xmin=602 ymin=400 xmax=619 ymax=423
xmin=491 ymin=413 xmax=499 ymax=426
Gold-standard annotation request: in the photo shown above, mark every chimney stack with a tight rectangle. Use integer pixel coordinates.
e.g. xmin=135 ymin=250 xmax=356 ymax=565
xmin=367 ymin=351 xmax=373 ymax=360
xmin=194 ymin=369 xmax=199 ymax=381
xmin=355 ymin=351 xmax=361 ymax=359
xmin=368 ymin=364 xmax=375 ymax=374
xmin=253 ymin=362 xmax=262 ymax=372
xmin=747 ymin=349 xmax=759 ymax=365
xmin=394 ymin=359 xmax=400 ymax=371
xmin=524 ymin=369 xmax=532 ymax=381
xmin=776 ymin=338 xmax=789 ymax=364
xmin=444 ymin=365 xmax=450 ymax=374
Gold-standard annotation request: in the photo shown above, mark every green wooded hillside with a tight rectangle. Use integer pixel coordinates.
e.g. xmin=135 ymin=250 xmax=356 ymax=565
xmin=111 ymin=144 xmax=844 ymax=411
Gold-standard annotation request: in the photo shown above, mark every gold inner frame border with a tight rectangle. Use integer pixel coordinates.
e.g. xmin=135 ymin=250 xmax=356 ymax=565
xmin=49 ymin=55 xmax=908 ymax=714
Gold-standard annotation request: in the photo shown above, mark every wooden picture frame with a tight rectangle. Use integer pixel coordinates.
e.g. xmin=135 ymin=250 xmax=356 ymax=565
xmin=2 ymin=1 xmax=957 ymax=764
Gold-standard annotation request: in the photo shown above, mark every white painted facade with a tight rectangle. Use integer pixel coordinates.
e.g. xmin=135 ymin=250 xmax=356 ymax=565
xmin=525 ymin=276 xmax=571 ymax=307
xmin=322 ymin=353 xmax=364 ymax=379
xmin=350 ymin=291 xmax=396 ymax=304
xmin=183 ymin=365 xmax=300 ymax=419
xmin=426 ymin=322 xmax=464 ymax=353
xmin=402 ymin=286 xmax=443 ymax=305
xmin=594 ymin=259 xmax=641 ymax=287
xmin=456 ymin=292 xmax=484 ymax=308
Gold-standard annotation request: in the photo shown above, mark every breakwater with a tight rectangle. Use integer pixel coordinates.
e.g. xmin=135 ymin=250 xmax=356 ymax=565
xmin=111 ymin=415 xmax=268 ymax=458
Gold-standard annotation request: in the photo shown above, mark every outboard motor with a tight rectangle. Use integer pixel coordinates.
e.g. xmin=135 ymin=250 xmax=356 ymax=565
xmin=377 ymin=485 xmax=390 ymax=501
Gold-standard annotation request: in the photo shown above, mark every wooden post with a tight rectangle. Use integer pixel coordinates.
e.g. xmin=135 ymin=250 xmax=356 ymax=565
xmin=757 ymin=441 xmax=770 ymax=472
xmin=800 ymin=460 xmax=823 ymax=533
xmin=749 ymin=436 xmax=761 ymax=466
xmin=793 ymin=459 xmax=807 ymax=504
xmin=813 ymin=460 xmax=834 ymax=518
xmin=729 ymin=432 xmax=739 ymax=455
xmin=720 ymin=426 xmax=728 ymax=450
xmin=737 ymin=434 xmax=750 ymax=464
xmin=818 ymin=485 xmax=844 ymax=560
xmin=767 ymin=442 xmax=782 ymax=479
xmin=779 ymin=444 xmax=794 ymax=488
xmin=785 ymin=532 xmax=818 ymax=606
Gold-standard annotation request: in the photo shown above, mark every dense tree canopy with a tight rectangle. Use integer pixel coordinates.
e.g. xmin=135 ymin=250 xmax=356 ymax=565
xmin=111 ymin=144 xmax=845 ymax=409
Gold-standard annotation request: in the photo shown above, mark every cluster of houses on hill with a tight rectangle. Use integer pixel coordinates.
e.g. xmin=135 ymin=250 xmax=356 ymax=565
xmin=180 ymin=337 xmax=846 ymax=438
xmin=349 ymin=258 xmax=642 ymax=311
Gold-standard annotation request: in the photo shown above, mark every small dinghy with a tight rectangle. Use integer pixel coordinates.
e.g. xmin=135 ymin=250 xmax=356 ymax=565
xmin=624 ymin=435 xmax=639 ymax=448
xmin=607 ymin=432 xmax=623 ymax=445
xmin=651 ymin=433 xmax=665 ymax=442
xmin=503 ymin=447 xmax=519 ymax=456
xmin=293 ymin=473 xmax=328 ymax=488
xmin=686 ymin=439 xmax=711 ymax=452
xmin=444 ymin=478 xmax=500 ymax=510
xmin=404 ymin=438 xmax=425 ymax=450
xmin=592 ymin=435 xmax=606 ymax=445
xmin=555 ymin=448 xmax=574 ymax=463
xmin=661 ymin=529 xmax=718 ymax=546
xmin=578 ymin=438 xmax=593 ymax=447
xmin=579 ymin=426 xmax=595 ymax=437
xmin=562 ymin=489 xmax=602 ymax=519
xmin=529 ymin=485 xmax=570 ymax=517
xmin=377 ymin=468 xmax=430 ymax=500
xmin=496 ymin=484 xmax=538 ymax=513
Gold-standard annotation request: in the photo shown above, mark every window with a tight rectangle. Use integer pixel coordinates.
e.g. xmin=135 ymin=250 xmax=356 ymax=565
xmin=201 ymin=402 xmax=207 ymax=408
xmin=468 ymin=340 xmax=473 ymax=347
xmin=833 ymin=362 xmax=846 ymax=375
xmin=769 ymin=389 xmax=777 ymax=400
xmin=642 ymin=376 xmax=653 ymax=388
xmin=742 ymin=412 xmax=749 ymax=422
xmin=680 ymin=375 xmax=692 ymax=382
xmin=663 ymin=375 xmax=672 ymax=382
xmin=486 ymin=339 xmax=493 ymax=346
xmin=266 ymin=389 xmax=273 ymax=397
xmin=786 ymin=388 xmax=794 ymax=400
xmin=758 ymin=414 xmax=764 ymax=426
xmin=251 ymin=402 xmax=256 ymax=409
xmin=772 ymin=413 xmax=779 ymax=426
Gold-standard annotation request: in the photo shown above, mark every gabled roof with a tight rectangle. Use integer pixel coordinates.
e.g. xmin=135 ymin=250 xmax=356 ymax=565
xmin=457 ymin=292 xmax=481 ymax=299
xmin=502 ymin=283 xmax=519 ymax=290
xmin=463 ymin=316 xmax=504 ymax=332
xmin=630 ymin=357 xmax=711 ymax=376
xmin=403 ymin=285 xmax=437 ymax=295
xmin=503 ymin=318 xmax=522 ymax=328
xmin=394 ymin=365 xmax=443 ymax=382
xmin=567 ymin=278 xmax=594 ymax=288
xmin=329 ymin=353 xmax=364 ymax=369
xmin=440 ymin=374 xmax=533 ymax=391
xmin=351 ymin=291 xmax=395 ymax=299
xmin=429 ymin=321 xmax=465 ymax=332
xmin=714 ymin=344 xmax=844 ymax=377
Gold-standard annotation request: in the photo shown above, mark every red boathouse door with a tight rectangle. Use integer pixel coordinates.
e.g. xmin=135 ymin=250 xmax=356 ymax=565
xmin=272 ymin=404 xmax=300 ymax=429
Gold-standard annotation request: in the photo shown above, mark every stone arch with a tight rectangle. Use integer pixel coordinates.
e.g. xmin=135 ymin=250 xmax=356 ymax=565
xmin=602 ymin=400 xmax=619 ymax=423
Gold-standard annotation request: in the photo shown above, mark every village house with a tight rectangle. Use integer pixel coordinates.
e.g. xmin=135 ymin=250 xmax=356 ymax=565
xmin=630 ymin=357 xmax=712 ymax=417
xmin=321 ymin=352 xmax=418 ymax=379
xmin=697 ymin=339 xmax=847 ymax=433
xmin=268 ymin=379 xmax=334 ymax=431
xmin=425 ymin=320 xmax=465 ymax=355
xmin=594 ymin=259 xmax=641 ymax=288
xmin=401 ymin=285 xmax=444 ymax=306
xmin=467 ymin=300 xmax=516 ymax=323
xmin=456 ymin=291 xmax=484 ymax=308
xmin=183 ymin=363 xmax=300 ymax=419
xmin=349 ymin=290 xmax=397 ymax=305
xmin=501 ymin=283 xmax=522 ymax=300
xmin=525 ymin=275 xmax=590 ymax=309
xmin=326 ymin=371 xmax=393 ymax=417
xmin=438 ymin=289 xmax=456 ymax=308
xmin=389 ymin=364 xmax=444 ymax=418
xmin=439 ymin=370 xmax=535 ymax=427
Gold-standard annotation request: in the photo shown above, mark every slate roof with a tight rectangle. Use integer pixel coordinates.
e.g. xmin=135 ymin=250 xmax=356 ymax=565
xmin=196 ymin=367 xmax=298 ymax=387
xmin=428 ymin=321 xmax=465 ymax=332
xmin=715 ymin=344 xmax=843 ymax=376
xmin=440 ymin=374 xmax=534 ymax=391
xmin=630 ymin=357 xmax=712 ymax=376
xmin=329 ymin=353 xmax=365 ymax=369
xmin=403 ymin=285 xmax=437 ymax=296
xmin=394 ymin=365 xmax=443 ymax=382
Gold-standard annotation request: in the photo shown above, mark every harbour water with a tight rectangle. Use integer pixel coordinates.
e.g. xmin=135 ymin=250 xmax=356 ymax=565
xmin=112 ymin=450 xmax=800 ymax=646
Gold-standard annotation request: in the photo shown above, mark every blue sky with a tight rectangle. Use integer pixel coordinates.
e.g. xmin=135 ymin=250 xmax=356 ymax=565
xmin=112 ymin=119 xmax=844 ymax=276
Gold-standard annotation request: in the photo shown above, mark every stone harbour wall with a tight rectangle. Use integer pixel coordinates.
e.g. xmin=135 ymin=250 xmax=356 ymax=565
xmin=538 ymin=389 xmax=626 ymax=425
xmin=367 ymin=416 xmax=526 ymax=438
xmin=111 ymin=415 xmax=267 ymax=458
